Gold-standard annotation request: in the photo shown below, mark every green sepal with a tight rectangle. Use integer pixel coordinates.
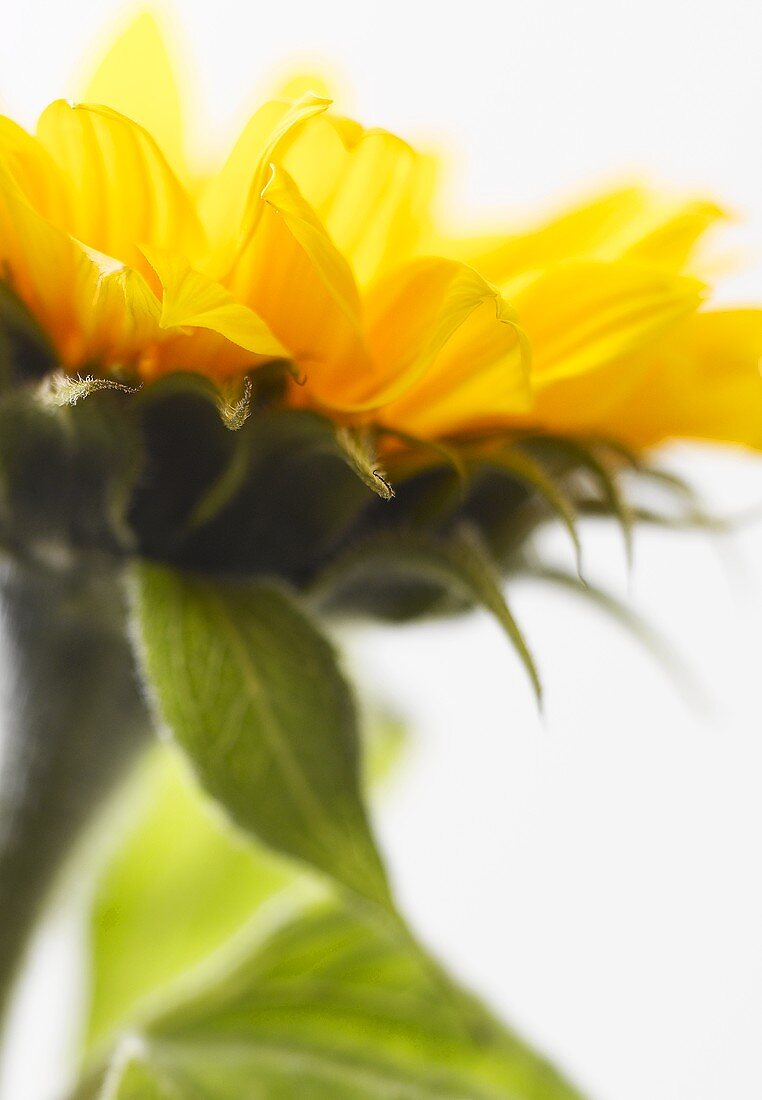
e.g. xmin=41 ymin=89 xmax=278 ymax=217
xmin=573 ymin=498 xmax=726 ymax=532
xmin=520 ymin=561 xmax=708 ymax=708
xmin=125 ymin=373 xmax=240 ymax=561
xmin=336 ymin=426 xmax=395 ymax=500
xmin=579 ymin=437 xmax=715 ymax=523
xmin=522 ymin=435 xmax=634 ymax=567
xmin=312 ymin=525 xmax=541 ymax=704
xmin=125 ymin=377 xmax=373 ymax=580
xmin=130 ymin=563 xmax=392 ymax=908
xmin=0 ymin=281 xmax=58 ymax=385
xmin=463 ymin=443 xmax=582 ymax=577
xmin=0 ymin=386 xmax=141 ymax=563
xmin=215 ymin=374 xmax=253 ymax=430
xmin=40 ymin=372 xmax=141 ymax=407
xmin=380 ymin=427 xmax=469 ymax=488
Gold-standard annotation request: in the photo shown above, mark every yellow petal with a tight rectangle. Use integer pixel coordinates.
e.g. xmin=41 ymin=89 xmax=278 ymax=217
xmin=0 ymin=116 xmax=71 ymax=228
xmin=282 ymin=115 xmax=435 ymax=286
xmin=224 ymin=163 xmax=371 ymax=384
xmin=338 ymin=257 xmax=530 ymax=421
xmin=199 ymin=93 xmax=331 ymax=273
xmin=0 ymin=162 xmax=84 ymax=349
xmin=452 ymin=187 xmax=725 ymax=288
xmin=141 ymin=244 xmax=287 ymax=360
xmin=275 ymin=70 xmax=334 ymax=102
xmin=72 ymin=245 xmax=162 ymax=368
xmin=36 ymin=101 xmax=205 ymax=279
xmin=608 ymin=309 xmax=762 ymax=449
xmin=78 ymin=10 xmax=187 ymax=179
xmin=260 ymin=163 xmax=362 ymax=325
xmin=516 ymin=259 xmax=705 ymax=384
xmin=141 ymin=329 xmax=264 ymax=381
xmin=622 ymin=198 xmax=726 ymax=269
xmin=378 ymin=294 xmax=531 ymax=438
xmin=0 ymin=164 xmax=161 ymax=368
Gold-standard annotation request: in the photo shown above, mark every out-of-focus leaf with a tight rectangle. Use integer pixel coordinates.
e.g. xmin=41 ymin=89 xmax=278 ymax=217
xmin=91 ymin=901 xmax=584 ymax=1100
xmin=79 ymin=717 xmax=584 ymax=1100
xmin=362 ymin=706 xmax=408 ymax=790
xmin=98 ymin=1045 xmax=186 ymax=1100
xmin=130 ymin=565 xmax=392 ymax=908
xmin=85 ymin=747 xmax=313 ymax=1055
xmin=86 ymin=694 xmax=408 ymax=1055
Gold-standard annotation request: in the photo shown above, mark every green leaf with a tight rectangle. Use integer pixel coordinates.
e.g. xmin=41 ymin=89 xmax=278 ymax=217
xmin=85 ymin=747 xmax=315 ymax=1054
xmin=78 ymin=716 xmax=581 ymax=1100
xmin=130 ymin=564 xmax=391 ymax=908
xmin=362 ymin=706 xmax=408 ymax=790
xmin=312 ymin=527 xmax=541 ymax=704
xmin=92 ymin=901 xmax=584 ymax=1100
xmin=86 ymin=696 xmax=407 ymax=1053
xmin=99 ymin=1049 xmax=179 ymax=1100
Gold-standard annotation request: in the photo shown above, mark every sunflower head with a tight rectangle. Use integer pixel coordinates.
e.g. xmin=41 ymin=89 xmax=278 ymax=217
xmin=1 ymin=12 xmax=761 ymax=697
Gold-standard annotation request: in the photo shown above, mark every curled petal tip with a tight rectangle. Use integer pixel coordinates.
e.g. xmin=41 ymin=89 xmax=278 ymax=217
xmin=260 ymin=162 xmax=278 ymax=203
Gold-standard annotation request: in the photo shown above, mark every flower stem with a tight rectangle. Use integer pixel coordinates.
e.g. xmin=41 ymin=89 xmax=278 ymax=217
xmin=0 ymin=560 xmax=150 ymax=1036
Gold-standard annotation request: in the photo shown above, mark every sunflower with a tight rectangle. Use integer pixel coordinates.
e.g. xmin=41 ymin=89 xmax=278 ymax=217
xmin=1 ymin=11 xmax=760 ymax=457
xmin=0 ymin=20 xmax=760 ymax=1096
xmin=0 ymin=9 xmax=759 ymax=706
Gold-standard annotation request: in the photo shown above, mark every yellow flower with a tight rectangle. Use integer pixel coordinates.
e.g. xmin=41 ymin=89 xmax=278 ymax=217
xmin=1 ymin=12 xmax=760 ymax=452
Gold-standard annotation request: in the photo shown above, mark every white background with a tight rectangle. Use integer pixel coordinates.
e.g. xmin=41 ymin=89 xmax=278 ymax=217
xmin=1 ymin=2 xmax=762 ymax=1098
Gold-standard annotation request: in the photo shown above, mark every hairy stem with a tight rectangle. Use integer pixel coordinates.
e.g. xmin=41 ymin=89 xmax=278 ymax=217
xmin=0 ymin=559 xmax=151 ymax=1033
